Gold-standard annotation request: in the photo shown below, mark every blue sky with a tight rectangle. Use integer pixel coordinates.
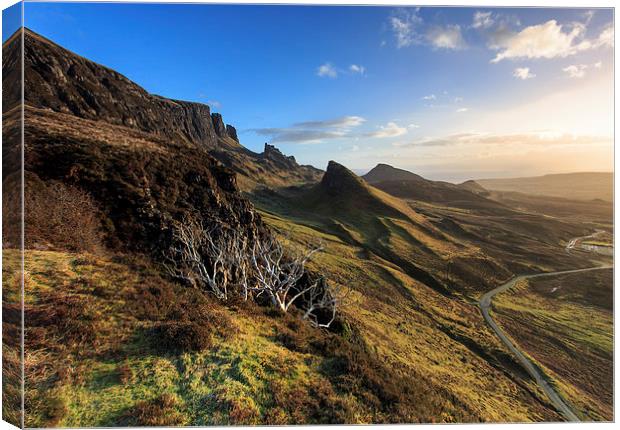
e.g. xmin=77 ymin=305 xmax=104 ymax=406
xmin=8 ymin=3 xmax=615 ymax=181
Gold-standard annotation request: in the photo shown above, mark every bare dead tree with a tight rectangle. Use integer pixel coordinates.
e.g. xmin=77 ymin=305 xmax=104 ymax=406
xmin=250 ymin=234 xmax=323 ymax=313
xmin=300 ymin=277 xmax=336 ymax=328
xmin=226 ymin=231 xmax=251 ymax=300
xmin=165 ymin=217 xmax=228 ymax=299
xmin=165 ymin=215 xmax=345 ymax=327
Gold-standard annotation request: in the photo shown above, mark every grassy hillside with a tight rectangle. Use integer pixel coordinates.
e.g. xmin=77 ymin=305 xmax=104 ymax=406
xmin=478 ymin=173 xmax=613 ymax=202
xmin=2 ymin=248 xmax=564 ymax=426
xmin=492 ymin=269 xmax=613 ymax=421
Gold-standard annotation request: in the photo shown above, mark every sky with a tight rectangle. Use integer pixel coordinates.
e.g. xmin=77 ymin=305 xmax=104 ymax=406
xmin=7 ymin=2 xmax=615 ymax=181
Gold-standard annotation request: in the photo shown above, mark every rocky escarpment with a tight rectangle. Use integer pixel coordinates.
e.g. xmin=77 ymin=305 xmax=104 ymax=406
xmin=262 ymin=143 xmax=299 ymax=170
xmin=21 ymin=28 xmax=237 ymax=149
xmin=16 ymin=28 xmax=323 ymax=189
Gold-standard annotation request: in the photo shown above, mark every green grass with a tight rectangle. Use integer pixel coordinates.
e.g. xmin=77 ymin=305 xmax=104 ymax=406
xmin=492 ymin=270 xmax=613 ymax=421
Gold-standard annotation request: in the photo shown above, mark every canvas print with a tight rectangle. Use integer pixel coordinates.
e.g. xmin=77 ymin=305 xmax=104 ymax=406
xmin=1 ymin=1 xmax=614 ymax=426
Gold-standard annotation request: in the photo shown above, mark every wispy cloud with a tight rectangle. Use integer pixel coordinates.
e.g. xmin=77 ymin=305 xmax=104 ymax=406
xmin=426 ymin=25 xmax=466 ymax=50
xmin=316 ymin=63 xmax=338 ymax=78
xmin=365 ymin=122 xmax=407 ymax=138
xmin=349 ymin=64 xmax=366 ymax=75
xmin=390 ymin=8 xmax=423 ymax=48
xmin=562 ymin=64 xmax=588 ymax=78
xmin=317 ymin=63 xmax=368 ymax=78
xmin=422 ymin=94 xmax=436 ymax=101
xmin=197 ymin=93 xmax=222 ymax=108
xmin=456 ymin=107 xmax=469 ymax=113
xmin=404 ymin=131 xmax=611 ymax=147
xmin=513 ymin=67 xmax=535 ymax=80
xmin=472 ymin=11 xmax=494 ymax=29
xmin=389 ymin=8 xmax=465 ymax=50
xmin=250 ymin=116 xmax=366 ymax=144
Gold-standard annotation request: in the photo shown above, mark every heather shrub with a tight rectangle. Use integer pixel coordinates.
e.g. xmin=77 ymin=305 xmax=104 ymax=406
xmin=119 ymin=394 xmax=185 ymax=426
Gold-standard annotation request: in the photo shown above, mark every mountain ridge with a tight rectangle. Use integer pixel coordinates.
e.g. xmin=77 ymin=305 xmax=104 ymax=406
xmin=10 ymin=27 xmax=322 ymax=190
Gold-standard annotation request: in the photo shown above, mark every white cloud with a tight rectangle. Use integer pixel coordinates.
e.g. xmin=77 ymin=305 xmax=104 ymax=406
xmin=426 ymin=25 xmax=466 ymax=50
xmin=596 ymin=25 xmax=614 ymax=48
xmin=594 ymin=61 xmax=603 ymax=69
xmin=251 ymin=116 xmax=366 ymax=144
xmin=456 ymin=107 xmax=469 ymax=113
xmin=490 ymin=20 xmax=612 ymax=63
xmin=349 ymin=64 xmax=366 ymax=75
xmin=563 ymin=64 xmax=588 ymax=78
xmin=513 ymin=67 xmax=536 ymax=80
xmin=472 ymin=11 xmax=494 ymax=29
xmin=317 ymin=63 xmax=338 ymax=78
xmin=408 ymin=123 xmax=421 ymax=129
xmin=422 ymin=94 xmax=436 ymax=101
xmin=366 ymin=122 xmax=408 ymax=138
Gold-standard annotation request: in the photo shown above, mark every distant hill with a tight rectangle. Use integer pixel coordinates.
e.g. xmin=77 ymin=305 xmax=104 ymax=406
xmin=457 ymin=180 xmax=489 ymax=196
xmin=477 ymin=172 xmax=613 ymax=202
xmin=362 ymin=164 xmax=506 ymax=213
xmin=362 ymin=163 xmax=425 ymax=183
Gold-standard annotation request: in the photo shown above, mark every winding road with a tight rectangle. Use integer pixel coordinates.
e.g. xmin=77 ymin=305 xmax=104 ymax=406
xmin=479 ymin=234 xmax=612 ymax=422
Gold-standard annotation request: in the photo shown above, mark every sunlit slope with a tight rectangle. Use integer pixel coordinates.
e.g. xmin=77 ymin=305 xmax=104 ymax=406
xmin=4 ymin=249 xmax=485 ymax=426
xmin=251 ymin=162 xmax=595 ymax=298
xmin=253 ymin=203 xmax=563 ymax=422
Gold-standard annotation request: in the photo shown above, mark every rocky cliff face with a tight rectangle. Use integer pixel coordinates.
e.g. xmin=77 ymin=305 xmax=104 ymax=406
xmin=22 ymin=29 xmax=227 ymax=147
xmin=17 ymin=28 xmax=322 ymax=189
xmin=226 ymin=124 xmax=238 ymax=142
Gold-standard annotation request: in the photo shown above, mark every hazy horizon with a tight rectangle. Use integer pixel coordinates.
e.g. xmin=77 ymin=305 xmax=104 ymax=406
xmin=351 ymin=166 xmax=614 ymax=184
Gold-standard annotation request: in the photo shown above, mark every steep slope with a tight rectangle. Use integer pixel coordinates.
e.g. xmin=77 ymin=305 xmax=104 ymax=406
xmin=19 ymin=28 xmax=321 ymax=190
xmin=478 ymin=172 xmax=613 ymax=202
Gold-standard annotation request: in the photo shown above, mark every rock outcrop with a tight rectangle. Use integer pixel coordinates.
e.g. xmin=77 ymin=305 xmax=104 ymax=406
xmin=211 ymin=113 xmax=227 ymax=137
xmin=225 ymin=124 xmax=238 ymax=142
xmin=262 ymin=143 xmax=298 ymax=169
xmin=320 ymin=160 xmax=369 ymax=197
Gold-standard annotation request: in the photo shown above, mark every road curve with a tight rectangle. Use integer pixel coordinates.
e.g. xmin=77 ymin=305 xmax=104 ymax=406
xmin=479 ymin=265 xmax=612 ymax=422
